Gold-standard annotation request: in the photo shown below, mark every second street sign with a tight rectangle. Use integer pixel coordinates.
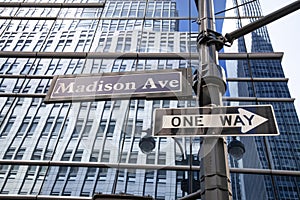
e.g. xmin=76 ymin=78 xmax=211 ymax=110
xmin=44 ymin=69 xmax=192 ymax=103
xmin=153 ymin=105 xmax=279 ymax=137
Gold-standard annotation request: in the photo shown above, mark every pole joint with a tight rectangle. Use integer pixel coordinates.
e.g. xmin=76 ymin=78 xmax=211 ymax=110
xmin=197 ymin=29 xmax=229 ymax=51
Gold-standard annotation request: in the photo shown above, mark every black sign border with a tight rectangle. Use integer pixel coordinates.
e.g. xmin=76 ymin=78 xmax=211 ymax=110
xmin=44 ymin=68 xmax=193 ymax=103
xmin=153 ymin=105 xmax=280 ymax=137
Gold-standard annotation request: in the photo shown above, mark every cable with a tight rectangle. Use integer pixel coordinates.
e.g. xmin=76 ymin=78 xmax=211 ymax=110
xmin=215 ymin=0 xmax=257 ymax=15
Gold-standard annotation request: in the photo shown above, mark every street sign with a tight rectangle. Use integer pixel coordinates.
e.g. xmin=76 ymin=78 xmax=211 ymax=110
xmin=44 ymin=69 xmax=192 ymax=103
xmin=153 ymin=105 xmax=279 ymax=137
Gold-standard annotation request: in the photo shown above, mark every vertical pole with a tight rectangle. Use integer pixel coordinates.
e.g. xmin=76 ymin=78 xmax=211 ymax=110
xmin=196 ymin=0 xmax=232 ymax=199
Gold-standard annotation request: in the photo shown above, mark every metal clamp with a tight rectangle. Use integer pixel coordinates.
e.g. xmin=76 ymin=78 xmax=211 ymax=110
xmin=197 ymin=29 xmax=229 ymax=51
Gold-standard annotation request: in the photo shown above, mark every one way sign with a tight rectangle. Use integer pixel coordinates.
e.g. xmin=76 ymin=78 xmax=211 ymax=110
xmin=153 ymin=105 xmax=279 ymax=137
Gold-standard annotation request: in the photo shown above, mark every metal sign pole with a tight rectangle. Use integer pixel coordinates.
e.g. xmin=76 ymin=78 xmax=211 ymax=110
xmin=196 ymin=0 xmax=232 ymax=199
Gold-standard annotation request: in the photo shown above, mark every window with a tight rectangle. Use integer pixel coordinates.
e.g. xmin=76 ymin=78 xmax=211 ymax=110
xmin=72 ymin=149 xmax=83 ymax=161
xmin=31 ymin=98 xmax=40 ymax=106
xmin=8 ymin=166 xmax=19 ymax=179
xmin=96 ymin=120 xmax=106 ymax=138
xmin=129 ymin=151 xmax=138 ymax=164
xmin=17 ymin=97 xmax=24 ymax=106
xmin=0 ymin=63 xmax=10 ymax=74
xmin=103 ymin=38 xmax=112 ymax=52
xmin=17 ymin=117 xmax=31 ymax=137
xmin=13 ymin=39 xmax=31 ymax=51
xmin=44 ymin=150 xmax=53 ymax=160
xmin=62 ymin=191 xmax=71 ymax=196
xmin=89 ymin=150 xmax=99 ymax=162
xmin=118 ymin=170 xmax=125 ymax=181
xmin=4 ymin=147 xmax=15 ymax=159
xmin=61 ymin=150 xmax=72 ymax=161
xmin=68 ymin=167 xmax=78 ymax=181
xmin=127 ymin=170 xmax=136 ymax=182
xmin=145 ymin=170 xmax=154 ymax=183
xmin=27 ymin=117 xmax=40 ymax=136
xmin=163 ymin=100 xmax=170 ymax=108
xmin=115 ymin=37 xmax=123 ymax=52
xmin=0 ymin=165 xmax=8 ymax=179
xmin=31 ymin=148 xmax=42 ymax=160
xmin=59 ymin=119 xmax=69 ymax=139
xmin=101 ymin=150 xmax=110 ymax=162
xmin=99 ymin=168 xmax=108 ymax=181
xmin=158 ymin=152 xmax=166 ymax=165
xmin=157 ymin=170 xmax=167 ymax=183
xmin=114 ymin=100 xmax=121 ymax=109
xmin=146 ymin=152 xmax=155 ymax=164
xmin=90 ymin=102 xmax=97 ymax=110
xmin=106 ymin=120 xmax=116 ymax=137
xmin=72 ymin=119 xmax=83 ymax=138
xmin=0 ymin=85 xmax=6 ymax=92
xmin=124 ymin=37 xmax=131 ymax=51
xmin=52 ymin=117 xmax=64 ymax=137
xmin=1 ymin=116 xmax=16 ymax=137
xmin=58 ymin=167 xmax=68 ymax=180
xmin=124 ymin=120 xmax=133 ymax=140
xmin=81 ymin=102 xmax=88 ymax=109
xmin=26 ymin=166 xmax=36 ymax=180
xmin=86 ymin=167 xmax=97 ymax=180
xmin=37 ymin=166 xmax=47 ymax=180
xmin=2 ymin=39 xmax=12 ymax=51
xmin=153 ymin=100 xmax=161 ymax=108
xmin=120 ymin=152 xmax=127 ymax=163
xmin=130 ymin=100 xmax=135 ymax=110
xmin=82 ymin=120 xmax=93 ymax=137
xmin=138 ymin=100 xmax=145 ymax=108
xmin=42 ymin=117 xmax=55 ymax=136
xmin=135 ymin=120 xmax=143 ymax=138
xmin=15 ymin=148 xmax=26 ymax=160
xmin=35 ymin=85 xmax=44 ymax=93
xmin=13 ymin=85 xmax=21 ymax=93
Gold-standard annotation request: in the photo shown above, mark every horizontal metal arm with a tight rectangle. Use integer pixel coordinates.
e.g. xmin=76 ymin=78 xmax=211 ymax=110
xmin=225 ymin=0 xmax=300 ymax=44
xmin=0 ymin=94 xmax=294 ymax=103
xmin=0 ymin=75 xmax=288 ymax=82
xmin=0 ymin=2 xmax=105 ymax=8
xmin=0 ymin=51 xmax=283 ymax=60
xmin=1 ymin=159 xmax=300 ymax=176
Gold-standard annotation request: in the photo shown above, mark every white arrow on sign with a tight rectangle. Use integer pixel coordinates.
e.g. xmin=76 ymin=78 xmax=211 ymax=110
xmin=162 ymin=108 xmax=268 ymax=133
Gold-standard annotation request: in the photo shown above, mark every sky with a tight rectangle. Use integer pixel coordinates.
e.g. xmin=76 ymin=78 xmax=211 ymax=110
xmin=260 ymin=0 xmax=300 ymax=116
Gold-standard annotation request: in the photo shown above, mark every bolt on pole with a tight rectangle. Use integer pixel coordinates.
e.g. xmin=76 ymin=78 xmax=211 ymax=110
xmin=196 ymin=0 xmax=232 ymax=199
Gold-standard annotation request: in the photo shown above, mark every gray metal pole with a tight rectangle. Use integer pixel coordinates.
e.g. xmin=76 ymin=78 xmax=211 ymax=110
xmin=196 ymin=0 xmax=232 ymax=199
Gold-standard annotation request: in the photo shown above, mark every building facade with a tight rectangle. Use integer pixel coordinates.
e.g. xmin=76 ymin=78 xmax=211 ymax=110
xmin=0 ymin=0 xmax=299 ymax=199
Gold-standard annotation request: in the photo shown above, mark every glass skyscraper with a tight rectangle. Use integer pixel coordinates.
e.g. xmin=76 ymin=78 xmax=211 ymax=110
xmin=0 ymin=0 xmax=299 ymax=199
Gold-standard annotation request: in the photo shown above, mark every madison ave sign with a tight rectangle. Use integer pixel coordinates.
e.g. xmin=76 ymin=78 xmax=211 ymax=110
xmin=44 ymin=69 xmax=192 ymax=103
xmin=153 ymin=105 xmax=279 ymax=137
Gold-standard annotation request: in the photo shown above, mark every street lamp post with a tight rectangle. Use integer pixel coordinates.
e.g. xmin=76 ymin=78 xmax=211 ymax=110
xmin=195 ymin=0 xmax=300 ymax=199
xmin=196 ymin=0 xmax=231 ymax=199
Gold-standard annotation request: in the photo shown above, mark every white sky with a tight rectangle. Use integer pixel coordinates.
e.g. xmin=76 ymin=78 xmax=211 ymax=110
xmin=260 ymin=0 xmax=300 ymax=116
